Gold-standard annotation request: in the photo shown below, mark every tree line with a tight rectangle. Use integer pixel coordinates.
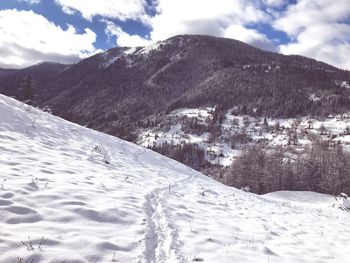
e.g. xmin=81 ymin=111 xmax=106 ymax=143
xmin=225 ymin=140 xmax=350 ymax=195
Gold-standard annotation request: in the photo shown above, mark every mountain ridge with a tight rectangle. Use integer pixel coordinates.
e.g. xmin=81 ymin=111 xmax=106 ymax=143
xmin=0 ymin=67 xmax=18 ymax=78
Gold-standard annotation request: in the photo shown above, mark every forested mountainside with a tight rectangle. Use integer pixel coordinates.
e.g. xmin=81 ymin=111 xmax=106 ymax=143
xmin=0 ymin=62 xmax=67 ymax=97
xmin=0 ymin=68 xmax=17 ymax=78
xmin=1 ymin=35 xmax=350 ymax=141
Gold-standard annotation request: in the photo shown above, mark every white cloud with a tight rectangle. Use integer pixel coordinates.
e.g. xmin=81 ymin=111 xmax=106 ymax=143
xmin=274 ymin=0 xmax=350 ymax=37
xmin=149 ymin=0 xmax=269 ymax=42
xmin=143 ymin=0 xmax=350 ymax=68
xmin=5 ymin=0 xmax=350 ymax=70
xmin=279 ymin=23 xmax=350 ymax=70
xmin=55 ymin=0 xmax=148 ymax=23
xmin=0 ymin=9 xmax=100 ymax=68
xmin=61 ymin=6 xmax=76 ymax=15
xmin=104 ymin=20 xmax=151 ymax=47
xmin=17 ymin=0 xmax=40 ymax=4
xmin=224 ymin=24 xmax=277 ymax=51
xmin=98 ymin=0 xmax=277 ymax=52
xmin=273 ymin=0 xmax=350 ymax=69
xmin=99 ymin=0 xmax=276 ymax=51
xmin=262 ymin=0 xmax=287 ymax=8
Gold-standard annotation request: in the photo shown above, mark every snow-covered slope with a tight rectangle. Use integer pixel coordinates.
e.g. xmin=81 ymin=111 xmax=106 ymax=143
xmin=264 ymin=191 xmax=335 ymax=205
xmin=1 ymin=94 xmax=350 ymax=263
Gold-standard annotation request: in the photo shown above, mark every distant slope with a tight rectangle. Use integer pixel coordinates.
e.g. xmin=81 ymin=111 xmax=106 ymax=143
xmin=0 ymin=62 xmax=68 ymax=98
xmin=0 ymin=68 xmax=17 ymax=78
xmin=1 ymin=94 xmax=350 ymax=262
xmin=138 ymin=106 xmax=350 ymax=192
xmin=0 ymin=35 xmax=349 ymax=141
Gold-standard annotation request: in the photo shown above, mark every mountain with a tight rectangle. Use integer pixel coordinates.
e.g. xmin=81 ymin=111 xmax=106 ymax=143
xmin=1 ymin=93 xmax=350 ymax=262
xmin=0 ymin=68 xmax=17 ymax=78
xmin=1 ymin=35 xmax=349 ymax=141
xmin=0 ymin=62 xmax=68 ymax=99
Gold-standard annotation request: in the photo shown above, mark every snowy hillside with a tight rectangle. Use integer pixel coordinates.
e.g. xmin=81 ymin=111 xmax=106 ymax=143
xmin=1 ymin=94 xmax=350 ymax=263
xmin=138 ymin=107 xmax=350 ymax=167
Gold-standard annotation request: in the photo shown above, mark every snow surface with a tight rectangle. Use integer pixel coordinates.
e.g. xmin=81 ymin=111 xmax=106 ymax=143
xmin=138 ymin=42 xmax=162 ymax=56
xmin=169 ymin=108 xmax=213 ymax=120
xmin=335 ymin=80 xmax=350 ymax=89
xmin=1 ymin=94 xmax=350 ymax=262
xmin=100 ymin=47 xmax=138 ymax=68
xmin=264 ymin=191 xmax=335 ymax=206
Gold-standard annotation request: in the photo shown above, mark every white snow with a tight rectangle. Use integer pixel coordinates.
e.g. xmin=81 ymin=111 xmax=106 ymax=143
xmin=264 ymin=191 xmax=335 ymax=206
xmin=101 ymin=52 xmax=122 ymax=68
xmin=138 ymin=41 xmax=162 ymax=56
xmin=100 ymin=47 xmax=138 ymax=68
xmin=335 ymin=80 xmax=350 ymax=89
xmin=309 ymin=94 xmax=321 ymax=102
xmin=124 ymin=47 xmax=137 ymax=55
xmin=137 ymin=36 xmax=185 ymax=57
xmin=1 ymin=94 xmax=350 ymax=262
xmin=341 ymin=81 xmax=350 ymax=89
xmin=169 ymin=108 xmax=214 ymax=120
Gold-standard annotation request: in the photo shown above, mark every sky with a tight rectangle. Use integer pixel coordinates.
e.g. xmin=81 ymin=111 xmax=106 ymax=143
xmin=0 ymin=0 xmax=349 ymax=70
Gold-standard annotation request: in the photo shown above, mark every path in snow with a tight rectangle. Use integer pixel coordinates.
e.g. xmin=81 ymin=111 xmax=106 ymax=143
xmin=142 ymin=173 xmax=192 ymax=263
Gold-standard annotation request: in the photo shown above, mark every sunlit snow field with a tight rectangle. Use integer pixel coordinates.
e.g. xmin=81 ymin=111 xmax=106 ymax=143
xmin=0 ymin=94 xmax=350 ymax=262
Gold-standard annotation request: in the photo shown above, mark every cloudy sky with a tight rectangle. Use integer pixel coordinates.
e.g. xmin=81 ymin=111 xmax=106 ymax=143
xmin=0 ymin=0 xmax=349 ymax=69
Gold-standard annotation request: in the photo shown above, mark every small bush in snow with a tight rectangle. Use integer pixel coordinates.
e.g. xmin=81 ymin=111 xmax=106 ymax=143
xmin=21 ymin=237 xmax=34 ymax=251
xmin=241 ymin=186 xmax=251 ymax=192
xmin=1 ymin=179 xmax=6 ymax=190
xmin=91 ymin=145 xmax=111 ymax=164
xmin=42 ymin=105 xmax=52 ymax=114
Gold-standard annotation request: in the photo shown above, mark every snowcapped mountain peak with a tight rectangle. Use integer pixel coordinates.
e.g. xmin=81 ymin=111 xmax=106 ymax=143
xmin=1 ymin=94 xmax=350 ymax=262
xmin=100 ymin=35 xmax=190 ymax=66
xmin=138 ymin=41 xmax=163 ymax=56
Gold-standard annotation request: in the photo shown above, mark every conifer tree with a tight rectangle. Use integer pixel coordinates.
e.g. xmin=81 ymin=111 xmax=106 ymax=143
xmin=23 ymin=76 xmax=34 ymax=105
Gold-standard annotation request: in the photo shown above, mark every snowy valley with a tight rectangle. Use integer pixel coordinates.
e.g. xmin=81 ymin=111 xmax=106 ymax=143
xmin=138 ymin=107 xmax=350 ymax=167
xmin=137 ymin=106 xmax=350 ymax=188
xmin=1 ymin=94 xmax=350 ymax=262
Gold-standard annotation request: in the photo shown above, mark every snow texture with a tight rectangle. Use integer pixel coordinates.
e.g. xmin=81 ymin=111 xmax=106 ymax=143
xmin=1 ymin=94 xmax=350 ymax=262
xmin=100 ymin=47 xmax=138 ymax=68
